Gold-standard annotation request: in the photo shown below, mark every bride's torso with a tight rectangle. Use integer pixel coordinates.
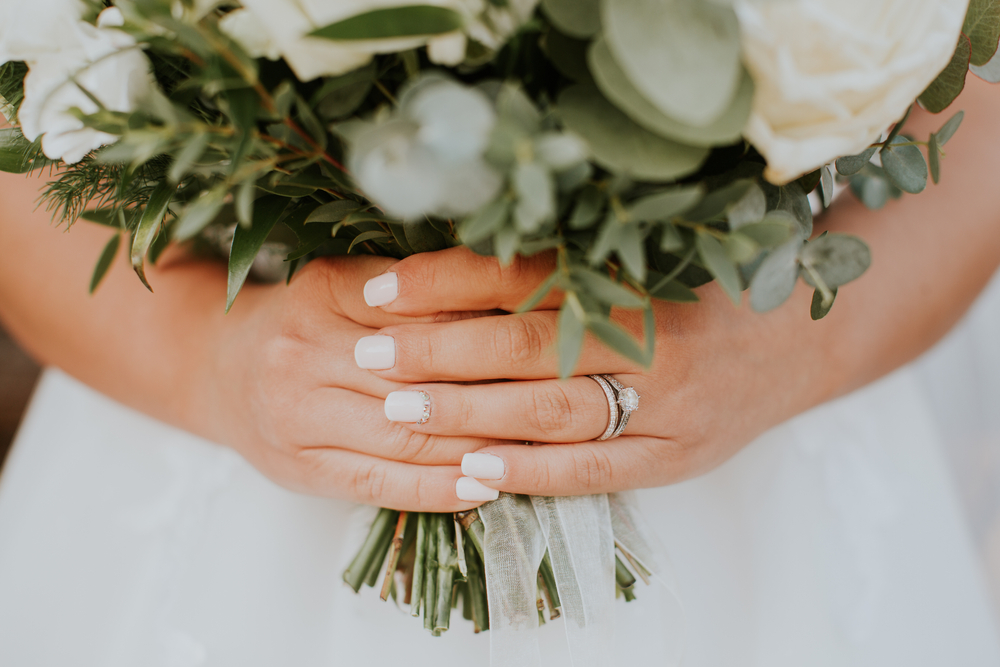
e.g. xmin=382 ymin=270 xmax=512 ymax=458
xmin=3 ymin=277 xmax=1000 ymax=666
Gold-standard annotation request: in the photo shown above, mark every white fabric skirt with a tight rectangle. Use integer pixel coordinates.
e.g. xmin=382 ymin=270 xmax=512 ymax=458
xmin=3 ymin=276 xmax=1000 ymax=666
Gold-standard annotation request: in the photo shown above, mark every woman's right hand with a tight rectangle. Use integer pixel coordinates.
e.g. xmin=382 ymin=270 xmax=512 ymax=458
xmin=204 ymin=255 xmax=497 ymax=512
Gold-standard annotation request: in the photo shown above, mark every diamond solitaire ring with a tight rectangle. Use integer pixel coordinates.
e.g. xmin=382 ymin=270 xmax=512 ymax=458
xmin=601 ymin=375 xmax=640 ymax=440
xmin=588 ymin=375 xmax=619 ymax=441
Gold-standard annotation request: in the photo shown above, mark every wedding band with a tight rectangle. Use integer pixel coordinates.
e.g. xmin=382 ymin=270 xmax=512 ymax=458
xmin=601 ymin=375 xmax=641 ymax=440
xmin=588 ymin=375 xmax=619 ymax=441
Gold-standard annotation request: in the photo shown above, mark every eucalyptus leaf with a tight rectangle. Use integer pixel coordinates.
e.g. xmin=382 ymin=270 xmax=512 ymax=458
xmin=173 ymin=186 xmax=227 ymax=241
xmin=347 ymin=230 xmax=393 ymax=254
xmin=963 ymin=0 xmax=1000 ymax=66
xmin=660 ymin=224 xmax=684 ymax=252
xmin=460 ymin=198 xmax=511 ymax=245
xmin=618 ymin=223 xmax=647 ymax=282
xmin=762 ymin=181 xmax=813 ymax=238
xmin=971 ymin=46 xmax=1000 ymax=82
xmin=810 ymin=287 xmax=837 ymax=320
xmin=518 ymin=270 xmax=561 ymax=313
xmin=558 ymin=85 xmax=708 ymax=181
xmin=835 ymin=146 xmax=878 ymax=176
xmin=403 ymin=220 xmax=449 ymax=253
xmin=227 ymin=196 xmax=289 ymax=312
xmin=919 ymin=34 xmax=971 ymax=113
xmin=648 ymin=278 xmax=698 ymax=303
xmin=800 ymin=234 xmax=871 ymax=289
xmin=726 ymin=183 xmax=766 ymax=229
xmin=820 ymin=166 xmax=834 ymax=208
xmin=569 ymin=186 xmax=604 ymax=229
xmin=558 ymin=298 xmax=586 ymax=378
xmin=684 ymin=179 xmax=753 ymax=222
xmin=929 ymin=133 xmax=941 ymax=185
xmin=749 ymin=239 xmax=802 ymax=313
xmin=696 ymin=229 xmax=741 ymax=305
xmin=587 ymin=316 xmax=651 ymax=366
xmin=310 ymin=6 xmax=464 ymax=40
xmin=495 ymin=226 xmax=520 ymax=265
xmin=880 ymin=136 xmax=927 ymax=194
xmin=588 ymin=211 xmax=621 ymax=266
xmin=936 ymin=110 xmax=964 ymax=146
xmin=850 ymin=173 xmax=896 ymax=210
xmin=588 ymin=37 xmax=753 ymax=147
xmin=601 ymin=0 xmax=742 ymax=126
xmin=571 ymin=268 xmax=645 ymax=308
xmin=737 ymin=212 xmax=796 ymax=248
xmin=627 ymin=186 xmax=702 ymax=223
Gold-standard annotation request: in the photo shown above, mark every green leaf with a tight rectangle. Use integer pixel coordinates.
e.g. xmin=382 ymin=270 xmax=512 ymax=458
xmin=762 ymin=181 xmax=813 ymax=238
xmin=929 ymin=132 xmax=941 ymax=185
xmin=800 ymin=234 xmax=871 ymax=289
xmin=557 ymin=297 xmax=586 ymax=378
xmin=737 ymin=212 xmax=796 ymax=248
xmin=971 ymin=48 xmax=1000 ymax=81
xmin=601 ymin=0 xmax=742 ymax=126
xmin=726 ymin=183 xmax=766 ymax=229
xmin=748 ymin=239 xmax=802 ymax=313
xmin=542 ymin=0 xmax=601 ymax=38
xmin=80 ymin=209 xmax=120 ymax=227
xmin=460 ymin=198 xmax=511 ymax=245
xmin=696 ymin=229 xmax=741 ymax=305
xmin=588 ymin=37 xmax=753 ymax=147
xmin=723 ymin=232 xmax=758 ymax=265
xmin=936 ymin=110 xmax=965 ymax=146
xmin=235 ymin=179 xmax=255 ymax=228
xmin=810 ymin=287 xmax=837 ymax=320
xmin=919 ymin=34 xmax=971 ymax=113
xmin=173 ymin=186 xmax=227 ymax=241
xmin=558 ymin=85 xmax=708 ymax=181
xmin=403 ymin=220 xmax=449 ymax=253
xmin=310 ymin=6 xmax=463 ymax=40
xmin=306 ymin=200 xmax=363 ymax=224
xmin=820 ymin=166 xmax=834 ymax=208
xmin=589 ymin=211 xmax=622 ymax=266
xmin=571 ymin=268 xmax=645 ymax=308
xmin=660 ymin=224 xmax=684 ymax=252
xmin=0 ymin=127 xmax=49 ymax=174
xmin=617 ymin=223 xmax=646 ymax=282
xmin=131 ymin=181 xmax=175 ymax=291
xmin=882 ymin=105 xmax=911 ymax=148
xmin=89 ymin=233 xmax=121 ymax=294
xmin=849 ymin=169 xmax=901 ymax=210
xmin=880 ymin=136 xmax=927 ymax=194
xmin=168 ymin=132 xmax=210 ymax=184
xmin=648 ymin=278 xmax=698 ymax=303
xmin=627 ymin=186 xmax=702 ymax=223
xmin=684 ymin=179 xmax=753 ymax=222
xmin=569 ymin=186 xmax=604 ymax=229
xmin=543 ymin=29 xmax=594 ymax=84
xmin=495 ymin=226 xmax=520 ymax=266
xmin=835 ymin=147 xmax=878 ymax=176
xmin=518 ymin=270 xmax=561 ymax=313
xmin=347 ymin=230 xmax=393 ymax=254
xmin=227 ymin=196 xmax=289 ymax=312
xmin=963 ymin=0 xmax=1000 ymax=66
xmin=587 ymin=316 xmax=650 ymax=366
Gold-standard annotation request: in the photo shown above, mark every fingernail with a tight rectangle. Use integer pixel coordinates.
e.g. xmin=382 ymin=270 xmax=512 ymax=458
xmin=462 ymin=453 xmax=506 ymax=480
xmin=354 ymin=335 xmax=395 ymax=370
xmin=364 ymin=272 xmax=398 ymax=307
xmin=384 ymin=391 xmax=431 ymax=424
xmin=456 ymin=477 xmax=500 ymax=502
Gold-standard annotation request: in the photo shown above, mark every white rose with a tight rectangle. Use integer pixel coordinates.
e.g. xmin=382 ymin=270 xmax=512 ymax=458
xmin=735 ymin=0 xmax=970 ymax=184
xmin=0 ymin=0 xmax=85 ymax=63
xmin=8 ymin=6 xmax=156 ymax=164
xmin=231 ymin=0 xmax=538 ymax=81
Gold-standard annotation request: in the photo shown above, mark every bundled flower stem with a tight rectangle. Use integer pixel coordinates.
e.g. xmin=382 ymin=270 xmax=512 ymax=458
xmin=345 ymin=507 xmax=632 ymax=635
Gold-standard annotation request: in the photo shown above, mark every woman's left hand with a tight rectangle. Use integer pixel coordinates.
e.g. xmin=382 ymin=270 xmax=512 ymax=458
xmin=352 ymin=246 xmax=841 ymax=500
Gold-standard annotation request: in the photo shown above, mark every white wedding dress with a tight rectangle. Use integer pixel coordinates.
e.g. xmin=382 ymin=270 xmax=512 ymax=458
xmin=3 ymin=276 xmax=1000 ymax=667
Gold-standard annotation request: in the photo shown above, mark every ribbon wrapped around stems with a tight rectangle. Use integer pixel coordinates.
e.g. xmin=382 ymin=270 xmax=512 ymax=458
xmin=478 ymin=492 xmax=684 ymax=667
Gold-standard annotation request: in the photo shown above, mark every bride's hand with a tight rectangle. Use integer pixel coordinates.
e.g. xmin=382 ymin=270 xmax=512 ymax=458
xmin=353 ymin=247 xmax=809 ymax=498
xmin=208 ymin=255 xmax=503 ymax=511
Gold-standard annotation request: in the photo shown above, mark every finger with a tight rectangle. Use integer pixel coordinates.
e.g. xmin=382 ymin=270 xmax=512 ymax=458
xmin=297 ymin=255 xmax=485 ymax=329
xmin=383 ymin=376 xmax=649 ymax=443
xmin=290 ymin=447 xmax=484 ymax=512
xmin=454 ymin=437 xmax=689 ymax=497
xmin=355 ymin=312 xmax=642 ymax=382
xmin=363 ymin=246 xmax=561 ymax=316
xmin=290 ymin=387 xmax=507 ymax=465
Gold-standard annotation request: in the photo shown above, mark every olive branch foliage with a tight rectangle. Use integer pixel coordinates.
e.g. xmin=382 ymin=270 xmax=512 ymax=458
xmin=0 ymin=0 xmax=984 ymax=377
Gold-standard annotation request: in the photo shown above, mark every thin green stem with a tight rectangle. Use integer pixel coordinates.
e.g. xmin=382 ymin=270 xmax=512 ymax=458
xmin=410 ymin=512 xmax=429 ymax=617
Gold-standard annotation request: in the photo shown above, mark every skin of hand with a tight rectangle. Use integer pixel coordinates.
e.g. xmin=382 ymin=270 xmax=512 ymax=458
xmin=357 ymin=76 xmax=1000 ymax=499
xmin=0 ymin=180 xmax=504 ymax=513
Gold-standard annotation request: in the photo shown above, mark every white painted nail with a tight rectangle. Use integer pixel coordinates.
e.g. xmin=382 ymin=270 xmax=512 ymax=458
xmin=354 ymin=336 xmax=395 ymax=370
xmin=364 ymin=272 xmax=398 ymax=307
xmin=384 ymin=391 xmax=430 ymax=424
xmin=456 ymin=477 xmax=500 ymax=502
xmin=462 ymin=453 xmax=506 ymax=480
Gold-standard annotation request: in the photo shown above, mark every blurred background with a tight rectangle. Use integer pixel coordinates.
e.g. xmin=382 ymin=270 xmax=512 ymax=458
xmin=0 ymin=324 xmax=40 ymax=464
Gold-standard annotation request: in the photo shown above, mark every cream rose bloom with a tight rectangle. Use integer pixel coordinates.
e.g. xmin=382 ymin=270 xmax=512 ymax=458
xmin=224 ymin=0 xmax=538 ymax=81
xmin=0 ymin=2 xmax=155 ymax=164
xmin=735 ymin=0 xmax=970 ymax=184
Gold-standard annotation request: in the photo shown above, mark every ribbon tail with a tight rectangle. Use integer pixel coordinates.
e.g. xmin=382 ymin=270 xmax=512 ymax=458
xmin=531 ymin=494 xmax=616 ymax=667
xmin=479 ymin=493 xmax=546 ymax=667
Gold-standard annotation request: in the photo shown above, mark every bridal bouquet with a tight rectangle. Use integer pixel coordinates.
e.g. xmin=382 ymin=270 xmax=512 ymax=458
xmin=0 ymin=0 xmax=994 ymax=659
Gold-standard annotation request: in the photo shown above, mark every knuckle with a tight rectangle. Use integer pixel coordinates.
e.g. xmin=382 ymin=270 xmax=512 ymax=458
xmin=386 ymin=325 xmax=436 ymax=378
xmin=352 ymin=460 xmax=389 ymax=504
xmin=491 ymin=316 xmax=549 ymax=367
xmin=572 ymin=448 xmax=614 ymax=492
xmin=392 ymin=428 xmax=435 ymax=463
xmin=527 ymin=383 xmax=575 ymax=434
